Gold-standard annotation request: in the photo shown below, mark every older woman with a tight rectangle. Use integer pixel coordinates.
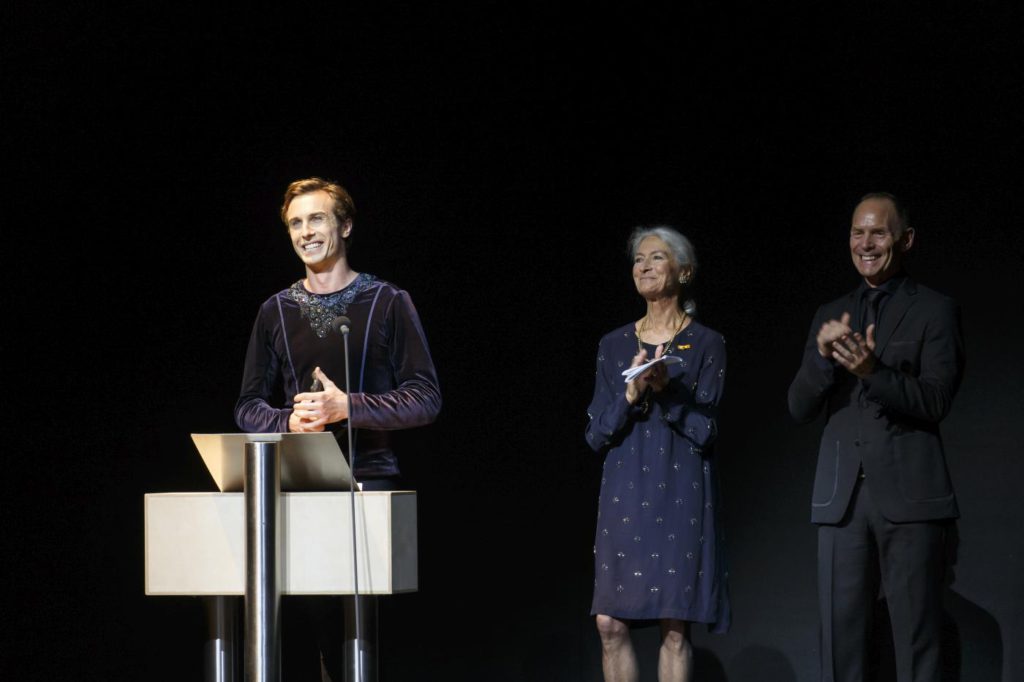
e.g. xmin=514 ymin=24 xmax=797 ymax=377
xmin=586 ymin=226 xmax=730 ymax=682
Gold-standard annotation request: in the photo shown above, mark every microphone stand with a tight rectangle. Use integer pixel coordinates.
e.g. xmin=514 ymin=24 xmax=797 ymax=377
xmin=337 ymin=319 xmax=364 ymax=682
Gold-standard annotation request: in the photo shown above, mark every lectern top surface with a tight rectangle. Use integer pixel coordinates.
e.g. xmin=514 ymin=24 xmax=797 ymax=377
xmin=190 ymin=432 xmax=354 ymax=492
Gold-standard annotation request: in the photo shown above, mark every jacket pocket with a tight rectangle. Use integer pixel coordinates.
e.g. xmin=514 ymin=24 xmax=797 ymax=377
xmin=894 ymin=432 xmax=954 ymax=501
xmin=886 ymin=339 xmax=923 ymax=375
xmin=812 ymin=441 xmax=840 ymax=507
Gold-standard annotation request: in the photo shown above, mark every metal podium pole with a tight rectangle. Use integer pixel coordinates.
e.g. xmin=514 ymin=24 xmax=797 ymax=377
xmin=244 ymin=440 xmax=281 ymax=682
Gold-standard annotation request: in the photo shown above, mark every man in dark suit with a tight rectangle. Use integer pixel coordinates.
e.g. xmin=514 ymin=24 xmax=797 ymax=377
xmin=788 ymin=192 xmax=964 ymax=682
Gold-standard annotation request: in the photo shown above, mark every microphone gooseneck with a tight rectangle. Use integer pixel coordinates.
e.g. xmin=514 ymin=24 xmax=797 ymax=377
xmin=332 ymin=314 xmax=363 ymax=681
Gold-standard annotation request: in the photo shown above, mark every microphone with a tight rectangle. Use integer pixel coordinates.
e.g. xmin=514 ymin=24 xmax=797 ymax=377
xmin=330 ymin=315 xmax=352 ymax=335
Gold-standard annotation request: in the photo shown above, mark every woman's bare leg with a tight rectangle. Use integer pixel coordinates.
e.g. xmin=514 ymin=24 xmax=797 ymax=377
xmin=657 ymin=619 xmax=692 ymax=682
xmin=596 ymin=614 xmax=638 ymax=682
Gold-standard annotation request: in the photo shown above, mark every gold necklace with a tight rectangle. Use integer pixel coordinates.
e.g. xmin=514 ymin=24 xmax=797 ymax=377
xmin=636 ymin=312 xmax=687 ymax=356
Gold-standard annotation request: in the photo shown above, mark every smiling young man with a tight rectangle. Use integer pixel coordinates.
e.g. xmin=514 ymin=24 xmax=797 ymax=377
xmin=787 ymin=192 xmax=964 ymax=682
xmin=234 ymin=177 xmax=441 ymax=679
xmin=236 ymin=177 xmax=441 ymax=450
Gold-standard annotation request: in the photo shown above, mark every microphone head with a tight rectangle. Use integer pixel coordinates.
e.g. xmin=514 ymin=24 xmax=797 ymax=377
xmin=330 ymin=316 xmax=352 ymax=334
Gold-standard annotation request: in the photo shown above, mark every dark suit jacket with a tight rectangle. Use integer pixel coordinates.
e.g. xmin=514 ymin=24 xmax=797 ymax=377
xmin=788 ymin=277 xmax=964 ymax=524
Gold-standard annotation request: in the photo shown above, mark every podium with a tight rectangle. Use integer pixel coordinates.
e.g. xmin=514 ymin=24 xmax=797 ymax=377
xmin=145 ymin=433 xmax=417 ymax=682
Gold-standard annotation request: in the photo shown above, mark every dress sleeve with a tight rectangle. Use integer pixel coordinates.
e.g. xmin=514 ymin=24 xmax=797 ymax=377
xmin=658 ymin=332 xmax=726 ymax=449
xmin=348 ymin=291 xmax=442 ymax=430
xmin=585 ymin=336 xmax=644 ymax=453
xmin=234 ymin=308 xmax=292 ymax=433
xmin=787 ymin=305 xmax=837 ymax=423
xmin=861 ymin=298 xmax=964 ymax=423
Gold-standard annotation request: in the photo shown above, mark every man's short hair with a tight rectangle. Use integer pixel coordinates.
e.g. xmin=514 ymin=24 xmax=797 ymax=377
xmin=859 ymin=191 xmax=910 ymax=237
xmin=281 ymin=177 xmax=356 ymax=228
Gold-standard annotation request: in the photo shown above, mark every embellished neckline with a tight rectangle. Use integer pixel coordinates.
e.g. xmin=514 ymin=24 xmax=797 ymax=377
xmin=635 ymin=315 xmax=695 ymax=357
xmin=285 ymin=273 xmax=377 ymax=338
xmin=637 ymin=321 xmax=699 ymax=356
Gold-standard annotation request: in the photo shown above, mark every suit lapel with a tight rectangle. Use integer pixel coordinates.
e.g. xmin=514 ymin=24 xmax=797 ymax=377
xmin=874 ymin=278 xmax=917 ymax=354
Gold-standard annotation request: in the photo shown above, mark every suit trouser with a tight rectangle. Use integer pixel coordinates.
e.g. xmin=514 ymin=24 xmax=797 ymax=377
xmin=817 ymin=477 xmax=946 ymax=682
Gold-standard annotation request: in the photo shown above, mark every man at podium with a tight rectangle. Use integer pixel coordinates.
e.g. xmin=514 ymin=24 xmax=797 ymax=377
xmin=234 ymin=176 xmax=441 ymax=678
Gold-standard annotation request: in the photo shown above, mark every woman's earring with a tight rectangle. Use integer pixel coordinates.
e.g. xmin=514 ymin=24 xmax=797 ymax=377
xmin=679 ymin=275 xmax=689 ymax=284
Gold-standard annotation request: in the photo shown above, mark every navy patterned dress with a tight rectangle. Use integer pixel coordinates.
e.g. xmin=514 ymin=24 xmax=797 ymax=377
xmin=586 ymin=319 xmax=730 ymax=631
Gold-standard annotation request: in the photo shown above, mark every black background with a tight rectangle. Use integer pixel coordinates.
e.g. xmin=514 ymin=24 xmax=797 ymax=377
xmin=4 ymin=2 xmax=1022 ymax=680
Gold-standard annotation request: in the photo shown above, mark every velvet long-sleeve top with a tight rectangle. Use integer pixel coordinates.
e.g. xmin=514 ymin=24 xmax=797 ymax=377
xmin=586 ymin=320 xmax=730 ymax=630
xmin=234 ymin=273 xmax=441 ymax=479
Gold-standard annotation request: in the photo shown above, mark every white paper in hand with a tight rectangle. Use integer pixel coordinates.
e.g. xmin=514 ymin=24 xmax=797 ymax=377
xmin=621 ymin=355 xmax=683 ymax=383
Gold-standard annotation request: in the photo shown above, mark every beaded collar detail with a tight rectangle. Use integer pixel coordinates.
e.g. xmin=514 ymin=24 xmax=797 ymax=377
xmin=285 ymin=273 xmax=377 ymax=338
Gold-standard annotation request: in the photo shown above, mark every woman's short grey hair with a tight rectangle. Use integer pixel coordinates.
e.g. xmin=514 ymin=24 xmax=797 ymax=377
xmin=628 ymin=225 xmax=699 ymax=316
